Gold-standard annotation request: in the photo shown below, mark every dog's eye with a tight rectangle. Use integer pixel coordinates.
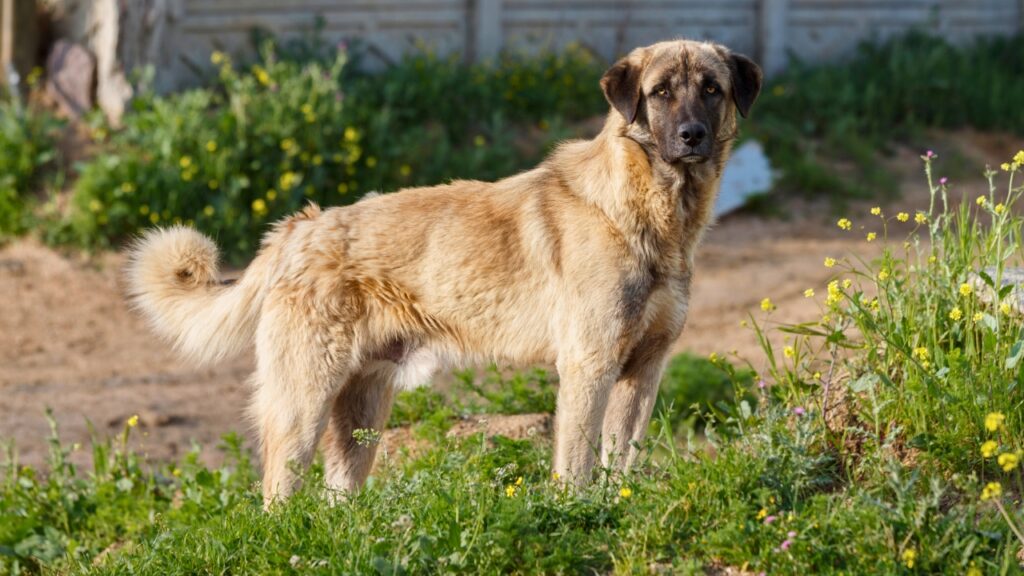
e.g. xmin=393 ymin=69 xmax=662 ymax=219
xmin=655 ymin=87 xmax=668 ymax=97
xmin=705 ymin=85 xmax=718 ymax=95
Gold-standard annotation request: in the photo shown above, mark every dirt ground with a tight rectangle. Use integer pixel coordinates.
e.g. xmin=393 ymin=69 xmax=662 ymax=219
xmin=2 ymin=130 xmax=1020 ymax=469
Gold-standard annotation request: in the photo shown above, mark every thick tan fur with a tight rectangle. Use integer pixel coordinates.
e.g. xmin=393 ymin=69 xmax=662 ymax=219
xmin=126 ymin=40 xmax=761 ymax=506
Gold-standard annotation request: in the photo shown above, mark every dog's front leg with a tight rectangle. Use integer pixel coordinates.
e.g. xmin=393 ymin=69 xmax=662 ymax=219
xmin=600 ymin=333 xmax=674 ymax=471
xmin=552 ymin=357 xmax=619 ymax=485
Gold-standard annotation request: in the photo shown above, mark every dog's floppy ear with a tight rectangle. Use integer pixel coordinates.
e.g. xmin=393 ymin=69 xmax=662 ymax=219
xmin=601 ymin=54 xmax=644 ymax=124
xmin=728 ymin=52 xmax=763 ymax=118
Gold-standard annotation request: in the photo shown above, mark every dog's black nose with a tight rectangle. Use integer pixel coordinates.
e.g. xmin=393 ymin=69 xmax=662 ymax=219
xmin=678 ymin=122 xmax=707 ymax=146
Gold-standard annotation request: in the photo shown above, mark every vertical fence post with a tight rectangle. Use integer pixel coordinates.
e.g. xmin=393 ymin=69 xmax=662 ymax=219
xmin=473 ymin=0 xmax=502 ymax=62
xmin=0 ymin=0 xmax=12 ymax=87
xmin=758 ymin=0 xmax=788 ymax=77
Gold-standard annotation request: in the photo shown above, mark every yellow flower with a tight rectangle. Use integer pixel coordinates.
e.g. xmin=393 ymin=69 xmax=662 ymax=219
xmin=279 ymin=171 xmax=300 ymax=190
xmin=1001 ymin=302 xmax=1013 ymax=315
xmin=826 ymin=280 xmax=842 ymax=306
xmin=998 ymin=452 xmax=1019 ymax=472
xmin=824 ymin=257 xmax=836 ymax=268
xmin=960 ymin=283 xmax=973 ymax=297
xmin=915 ymin=213 xmax=927 ymax=224
xmin=515 ymin=476 xmax=524 ymax=486
xmin=985 ymin=412 xmax=1006 ymax=432
xmin=977 ymin=195 xmax=987 ymax=206
xmin=1002 ymin=163 xmax=1012 ymax=172
xmin=870 ymin=298 xmax=880 ymax=312
xmin=995 ymin=203 xmax=1006 ymax=214
xmin=280 ymin=138 xmax=296 ymax=152
xmin=255 ymin=67 xmax=270 ymax=86
xmin=139 ymin=205 xmax=150 ymax=215
xmin=878 ymin=269 xmax=889 ymax=281
xmin=210 ymin=51 xmax=226 ymax=65
xmin=870 ymin=206 xmax=882 ymax=216
xmin=149 ymin=212 xmax=160 ymax=224
xmin=505 ymin=485 xmax=516 ymax=498
xmin=804 ymin=288 xmax=815 ymax=298
xmin=366 ymin=156 xmax=378 ymax=168
xmin=172 ymin=468 xmax=182 ymax=477
xmin=1015 ymin=150 xmax=1024 ymax=165
xmin=312 ymin=155 xmax=323 ymax=166
xmin=120 ymin=182 xmax=136 ymax=194
xmin=813 ymin=371 xmax=821 ymax=380
xmin=866 ymin=232 xmax=877 ymax=242
xmin=783 ymin=346 xmax=795 ymax=359
xmin=902 ymin=548 xmax=916 ymax=569
xmin=967 ymin=565 xmax=982 ymax=576
xmin=252 ymin=198 xmax=268 ymax=217
xmin=179 ymin=156 xmax=192 ymax=169
xmin=756 ymin=508 xmax=768 ymax=520
xmin=928 ymin=255 xmax=937 ymax=264
xmin=739 ymin=320 xmax=748 ymax=327
xmin=203 ymin=205 xmax=215 ymax=217
xmin=344 ymin=127 xmax=360 ymax=142
xmin=837 ymin=218 xmax=852 ymax=230
xmin=266 ymin=189 xmax=277 ymax=201
xmin=896 ymin=212 xmax=909 ymax=222
xmin=337 ymin=183 xmax=349 ymax=195
xmin=619 ymin=487 xmax=633 ymax=499
xmin=981 ymin=481 xmax=1002 ymax=501
xmin=760 ymin=297 xmax=775 ymax=312
xmin=127 ymin=415 xmax=139 ymax=428
xmin=842 ymin=279 xmax=852 ymax=289
xmin=205 ymin=140 xmax=217 ymax=153
xmin=709 ymin=352 xmax=719 ymax=363
xmin=949 ymin=307 xmax=962 ymax=321
xmin=88 ymin=199 xmax=103 ymax=213
xmin=981 ymin=440 xmax=999 ymax=458
xmin=973 ymin=312 xmax=984 ymax=322
xmin=301 ymin=104 xmax=313 ymax=116
xmin=912 ymin=347 xmax=930 ymax=361
xmin=551 ymin=472 xmax=560 ymax=481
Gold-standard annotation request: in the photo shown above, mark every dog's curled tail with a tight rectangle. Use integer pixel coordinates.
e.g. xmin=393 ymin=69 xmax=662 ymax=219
xmin=126 ymin=226 xmax=269 ymax=365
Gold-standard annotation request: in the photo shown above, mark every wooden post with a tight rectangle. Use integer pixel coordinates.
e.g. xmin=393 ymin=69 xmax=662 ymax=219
xmin=1 ymin=0 xmax=13 ymax=86
xmin=758 ymin=0 xmax=789 ymax=77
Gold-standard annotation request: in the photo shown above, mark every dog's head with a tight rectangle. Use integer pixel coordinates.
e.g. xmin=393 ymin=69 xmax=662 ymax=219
xmin=601 ymin=40 xmax=762 ymax=166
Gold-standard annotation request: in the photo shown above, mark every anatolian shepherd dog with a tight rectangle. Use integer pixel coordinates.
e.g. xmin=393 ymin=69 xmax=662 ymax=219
xmin=127 ymin=39 xmax=762 ymax=506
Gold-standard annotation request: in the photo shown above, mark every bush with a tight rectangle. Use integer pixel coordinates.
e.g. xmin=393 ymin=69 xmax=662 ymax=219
xmin=66 ymin=42 xmax=604 ymax=261
xmin=0 ymin=98 xmax=60 ymax=237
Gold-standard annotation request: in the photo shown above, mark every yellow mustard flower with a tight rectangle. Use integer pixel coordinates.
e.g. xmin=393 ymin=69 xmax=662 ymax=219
xmin=981 ymin=481 xmax=1002 ymax=501
xmin=878 ymin=269 xmax=889 ymax=281
xmin=619 ymin=487 xmax=633 ymax=499
xmin=120 ymin=182 xmax=136 ymax=194
xmin=761 ymin=297 xmax=775 ymax=312
xmin=515 ymin=476 xmax=524 ymax=487
xmin=973 ymin=312 xmax=985 ymax=322
xmin=1002 ymin=163 xmax=1012 ymax=172
xmin=960 ymin=283 xmax=973 ymax=297
xmin=505 ymin=485 xmax=516 ymax=498
xmin=995 ymin=203 xmax=1006 ymax=214
xmin=915 ymin=213 xmax=927 ymax=224
xmin=179 ymin=156 xmax=192 ymax=169
xmin=205 ymin=140 xmax=217 ymax=153
xmin=149 ymin=212 xmax=160 ymax=224
xmin=783 ymin=346 xmax=795 ymax=359
xmin=998 ymin=452 xmax=1019 ymax=472
xmin=928 ymin=255 xmax=937 ymax=264
xmin=870 ymin=206 xmax=882 ymax=216
xmin=896 ymin=212 xmax=909 ymax=222
xmin=1001 ymin=302 xmax=1013 ymax=315
xmin=804 ymin=288 xmax=815 ymax=298
xmin=252 ymin=198 xmax=268 ymax=217
xmin=949 ymin=307 xmax=963 ymax=321
xmin=902 ymin=548 xmax=916 ymax=569
xmin=977 ymin=195 xmax=987 ymax=206
xmin=912 ymin=347 xmax=930 ymax=361
xmin=337 ymin=183 xmax=349 ymax=195
xmin=266 ymin=189 xmax=277 ymax=201
xmin=344 ymin=127 xmax=360 ymax=142
xmin=824 ymin=257 xmax=836 ymax=268
xmin=837 ymin=218 xmax=852 ymax=230
xmin=551 ymin=472 xmax=560 ymax=481
xmin=312 ymin=155 xmax=323 ymax=166
xmin=203 ymin=205 xmax=215 ymax=217
xmin=842 ymin=279 xmax=852 ymax=289
xmin=280 ymin=138 xmax=296 ymax=152
xmin=756 ymin=508 xmax=768 ymax=520
xmin=127 ymin=415 xmax=139 ymax=428
xmin=981 ymin=440 xmax=998 ymax=458
xmin=866 ymin=232 xmax=877 ymax=242
xmin=985 ymin=412 xmax=1006 ymax=432
xmin=210 ymin=51 xmax=226 ymax=65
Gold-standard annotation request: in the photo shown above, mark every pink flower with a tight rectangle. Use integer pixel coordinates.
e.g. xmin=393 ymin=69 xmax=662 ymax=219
xmin=926 ymin=150 xmax=935 ymax=158
xmin=787 ymin=531 xmax=797 ymax=538
xmin=793 ymin=407 xmax=806 ymax=416
xmin=780 ymin=539 xmax=792 ymax=551
xmin=939 ymin=177 xmax=948 ymax=185
xmin=764 ymin=515 xmax=778 ymax=524
xmin=758 ymin=379 xmax=767 ymax=389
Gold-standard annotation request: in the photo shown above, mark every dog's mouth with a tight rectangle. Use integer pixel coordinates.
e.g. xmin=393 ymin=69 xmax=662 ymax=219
xmin=679 ymin=153 xmax=709 ymax=164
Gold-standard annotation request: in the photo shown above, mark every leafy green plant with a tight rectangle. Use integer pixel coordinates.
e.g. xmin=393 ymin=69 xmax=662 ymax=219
xmin=0 ymin=98 xmax=60 ymax=237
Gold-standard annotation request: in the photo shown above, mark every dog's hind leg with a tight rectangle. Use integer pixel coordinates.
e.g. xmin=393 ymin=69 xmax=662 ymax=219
xmin=252 ymin=305 xmax=349 ymax=508
xmin=322 ymin=364 xmax=396 ymax=496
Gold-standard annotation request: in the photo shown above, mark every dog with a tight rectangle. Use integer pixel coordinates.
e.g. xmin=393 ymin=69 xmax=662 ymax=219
xmin=127 ymin=39 xmax=761 ymax=506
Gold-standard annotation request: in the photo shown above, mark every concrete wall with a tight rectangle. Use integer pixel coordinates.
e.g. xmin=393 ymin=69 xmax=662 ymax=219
xmin=154 ymin=0 xmax=1022 ymax=88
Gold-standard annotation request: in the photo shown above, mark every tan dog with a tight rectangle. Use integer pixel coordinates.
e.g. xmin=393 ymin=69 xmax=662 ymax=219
xmin=127 ymin=39 xmax=761 ymax=506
